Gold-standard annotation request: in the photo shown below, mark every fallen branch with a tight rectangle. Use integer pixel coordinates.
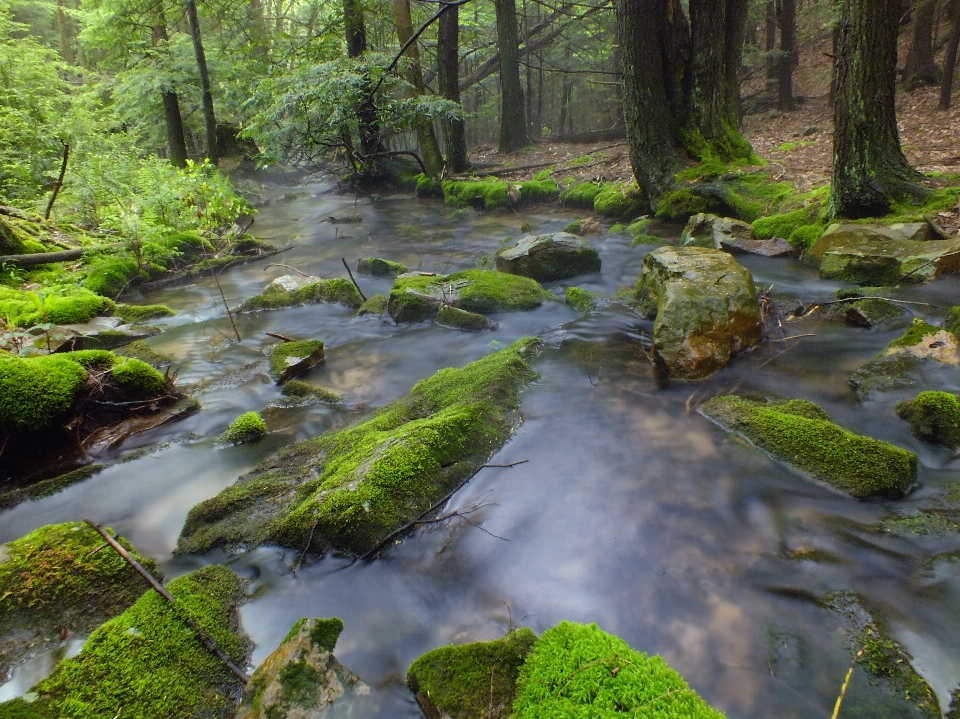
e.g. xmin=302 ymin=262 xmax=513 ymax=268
xmin=293 ymin=521 xmax=320 ymax=577
xmin=213 ymin=269 xmax=242 ymax=342
xmin=263 ymin=263 xmax=313 ymax=278
xmin=482 ymin=460 xmax=529 ymax=468
xmin=83 ymin=518 xmax=250 ymax=683
xmin=266 ymin=331 xmax=297 ymax=342
xmin=342 ymin=257 xmax=367 ymax=301
xmin=771 ymin=334 xmax=815 ymax=342
xmin=831 ymin=646 xmax=867 ymax=719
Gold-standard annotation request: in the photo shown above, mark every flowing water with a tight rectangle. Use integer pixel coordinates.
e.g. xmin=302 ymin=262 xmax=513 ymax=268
xmin=2 ymin=174 xmax=960 ymax=718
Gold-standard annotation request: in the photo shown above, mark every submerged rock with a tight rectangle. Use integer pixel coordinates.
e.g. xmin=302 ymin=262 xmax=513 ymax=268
xmin=357 ymin=257 xmax=407 ymax=277
xmin=699 ymin=395 xmax=916 ymax=498
xmin=222 ymin=411 xmax=268 ymax=444
xmin=54 ymin=322 xmax=161 ymax=352
xmin=238 ymin=278 xmax=363 ymax=312
xmin=832 ymin=289 xmax=905 ymax=328
xmin=277 ymin=380 xmax=342 ymax=406
xmin=239 ymin=618 xmax=365 ymax=719
xmin=177 ymin=338 xmax=541 ymax=557
xmin=269 ymin=340 xmax=325 ymax=384
xmin=494 ymin=232 xmax=601 ymax=282
xmin=388 ymin=270 xmax=552 ymax=323
xmin=435 ymin=305 xmax=498 ymax=331
xmin=896 ymin=391 xmax=960 ymax=448
xmin=635 ymin=246 xmax=763 ymax=380
xmin=809 ymin=225 xmax=960 ymax=286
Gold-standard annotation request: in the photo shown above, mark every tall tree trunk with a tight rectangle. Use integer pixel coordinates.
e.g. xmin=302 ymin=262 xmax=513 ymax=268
xmin=903 ymin=0 xmax=940 ymax=89
xmin=765 ymin=0 xmax=777 ymax=86
xmin=151 ymin=21 xmax=189 ymax=168
xmin=55 ymin=0 xmax=74 ymax=65
xmin=186 ymin=0 xmax=219 ymax=166
xmin=938 ymin=0 xmax=960 ymax=108
xmin=438 ymin=5 xmax=469 ymax=172
xmin=494 ymin=0 xmax=528 ymax=153
xmin=777 ymin=0 xmax=797 ymax=110
xmin=831 ymin=0 xmax=923 ymax=219
xmin=344 ymin=0 xmax=383 ymax=160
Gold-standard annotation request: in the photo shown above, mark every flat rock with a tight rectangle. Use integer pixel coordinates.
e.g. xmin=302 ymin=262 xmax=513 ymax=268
xmin=54 ymin=323 xmax=160 ymax=352
xmin=269 ymin=341 xmax=325 ymax=384
xmin=635 ymin=246 xmax=763 ymax=379
xmin=269 ymin=274 xmax=323 ymax=293
xmin=823 ymin=221 xmax=933 ymax=243
xmin=495 ymin=232 xmax=600 ymax=281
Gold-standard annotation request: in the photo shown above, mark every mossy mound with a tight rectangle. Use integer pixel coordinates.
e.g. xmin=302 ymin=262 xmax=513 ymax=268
xmin=896 ymin=391 xmax=960 ymax=448
xmin=387 ymin=270 xmax=552 ymax=323
xmin=700 ymin=395 xmax=917 ymax=499
xmin=1 ymin=565 xmax=250 ymax=719
xmin=443 ymin=178 xmax=511 ymax=210
xmin=237 ymin=279 xmax=363 ymax=312
xmin=415 ymin=174 xmax=444 ymax=198
xmin=357 ymin=293 xmax=388 ymax=316
xmin=518 ymin=178 xmax=560 ymax=204
xmin=0 ymin=216 xmax=44 ymax=255
xmin=268 ymin=340 xmax=325 ymax=383
xmin=565 ymin=287 xmax=598 ymax=313
xmin=222 ymin=411 xmax=268 ymax=444
xmin=177 ymin=338 xmax=541 ymax=557
xmin=0 ymin=285 xmax=116 ymax=327
xmin=279 ymin=380 xmax=342 ymax=405
xmin=435 ymin=305 xmax=498 ymax=331
xmin=111 ymin=357 xmax=167 ymax=397
xmin=83 ymin=256 xmax=148 ymax=298
xmin=357 ymin=257 xmax=407 ymax=277
xmin=560 ymin=182 xmax=604 ymax=209
xmin=0 ymin=354 xmax=89 ymax=431
xmin=115 ymin=303 xmax=176 ymax=324
xmin=407 ymin=628 xmax=537 ymax=719
xmin=890 ymin=318 xmax=941 ymax=349
xmin=593 ymin=183 xmax=645 ymax=218
xmin=0 ymin=522 xmax=159 ymax=679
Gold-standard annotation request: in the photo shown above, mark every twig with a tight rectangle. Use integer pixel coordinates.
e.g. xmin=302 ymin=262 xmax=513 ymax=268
xmin=45 ymin=139 xmax=69 ymax=220
xmin=264 ymin=263 xmax=313 ymax=278
xmin=266 ymin=331 xmax=297 ymax=342
xmin=771 ymin=334 xmax=815 ymax=342
xmin=896 ymin=248 xmax=960 ymax=285
xmin=342 ymin=257 xmax=367 ymax=301
xmin=82 ymin=518 xmax=250 ymax=683
xmin=482 ymin=460 xmax=529 ymax=468
xmin=213 ymin=270 xmax=241 ymax=342
xmin=831 ymin=646 xmax=867 ymax=719
xmin=293 ymin=521 xmax=320 ymax=576
xmin=189 ymin=311 xmax=234 ymax=343
xmin=805 ymin=297 xmax=947 ymax=310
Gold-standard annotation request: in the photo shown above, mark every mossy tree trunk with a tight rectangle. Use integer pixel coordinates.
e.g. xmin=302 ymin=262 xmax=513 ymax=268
xmin=903 ymin=0 xmax=940 ymax=89
xmin=495 ymin=0 xmax=529 ymax=153
xmin=776 ymin=0 xmax=797 ymax=111
xmin=151 ymin=20 xmax=189 ymax=169
xmin=186 ymin=0 xmax=218 ymax=166
xmin=393 ymin=0 xmax=445 ymax=176
xmin=345 ymin=0 xmax=384 ymax=161
xmin=940 ymin=0 xmax=960 ymax=109
xmin=438 ymin=5 xmax=469 ymax=173
xmin=831 ymin=0 xmax=925 ymax=219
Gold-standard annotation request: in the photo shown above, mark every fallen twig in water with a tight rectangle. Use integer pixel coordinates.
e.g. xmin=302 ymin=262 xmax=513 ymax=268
xmin=831 ymin=645 xmax=867 ymax=719
xmin=482 ymin=460 xmax=529 ymax=468
xmin=342 ymin=257 xmax=367 ymax=301
xmin=771 ymin=334 xmax=815 ymax=342
xmin=266 ymin=331 xmax=297 ymax=342
xmin=213 ymin=269 xmax=241 ymax=343
xmin=293 ymin=521 xmax=320 ymax=577
xmin=263 ymin=263 xmax=313 ymax=278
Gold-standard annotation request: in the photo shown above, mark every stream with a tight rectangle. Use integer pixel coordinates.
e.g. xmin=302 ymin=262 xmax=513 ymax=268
xmin=2 ymin=173 xmax=960 ymax=718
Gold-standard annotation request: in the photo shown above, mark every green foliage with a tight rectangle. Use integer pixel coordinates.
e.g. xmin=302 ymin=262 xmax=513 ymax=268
xmin=512 ymin=622 xmax=725 ymax=719
xmin=222 ymin=411 xmax=268 ymax=444
xmin=0 ymin=354 xmax=88 ymax=431
xmin=896 ymin=391 xmax=960 ymax=448
xmin=111 ymin=357 xmax=167 ymax=397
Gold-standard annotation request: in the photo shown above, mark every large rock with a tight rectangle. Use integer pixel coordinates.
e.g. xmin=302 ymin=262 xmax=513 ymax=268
xmin=495 ymin=232 xmax=600 ymax=282
xmin=635 ymin=246 xmax=763 ymax=379
xmin=682 ymin=213 xmax=796 ymax=257
xmin=239 ymin=618 xmax=366 ymax=719
xmin=809 ymin=224 xmax=960 ymax=286
xmin=238 ymin=278 xmax=363 ymax=312
xmin=269 ymin=340 xmax=325 ymax=384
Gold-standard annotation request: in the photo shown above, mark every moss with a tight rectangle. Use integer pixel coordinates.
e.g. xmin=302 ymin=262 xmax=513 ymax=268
xmin=357 ymin=258 xmax=407 ymax=277
xmin=178 ymin=337 xmax=541 ymax=556
xmin=512 ymin=622 xmax=725 ymax=719
xmin=163 ymin=231 xmax=213 ymax=257
xmin=563 ymin=219 xmax=584 ymax=234
xmin=0 ymin=285 xmax=116 ymax=327
xmin=113 ymin=340 xmax=172 ymax=369
xmin=560 ymin=182 xmax=604 ymax=209
xmin=752 ymin=207 xmax=819 ymax=240
xmin=407 ymin=628 xmax=537 ymax=719
xmin=881 ymin=512 xmax=960 ymax=535
xmin=593 ymin=183 xmax=645 ymax=218
xmin=608 ymin=223 xmax=625 ymax=233
xmin=308 ymin=617 xmax=343 ymax=652
xmin=565 ymin=287 xmax=597 ymax=313
xmin=237 ymin=279 xmax=363 ymax=312
xmin=787 ymin=224 xmax=826 ymax=251
xmin=19 ymin=565 xmax=248 ymax=719
xmin=222 ymin=411 xmax=268 ymax=444
xmin=415 ymin=173 xmax=444 ymax=198
xmin=111 ymin=358 xmax=167 ymax=397
xmin=83 ymin=257 xmax=144 ymax=298
xmin=889 ymin=318 xmax=940 ymax=348
xmin=358 ymin=293 xmax=388 ymax=316
xmin=518 ymin=179 xmax=560 ymax=204
xmin=0 ymin=217 xmax=40 ymax=254
xmin=115 ymin=303 xmax=176 ymax=324
xmin=654 ymin=187 xmax=713 ymax=219
xmin=0 ymin=464 xmax=104 ymax=511
xmin=700 ymin=395 xmax=917 ymax=499
xmin=945 ymin=306 xmax=960 ymax=338
xmin=0 ymin=354 xmax=88 ymax=431
xmin=435 ymin=305 xmax=498 ymax=331
xmin=268 ymin=340 xmax=324 ymax=382
xmin=896 ymin=391 xmax=960 ymax=448
xmin=443 ymin=179 xmax=511 ymax=210
xmin=280 ymin=380 xmax=341 ymax=405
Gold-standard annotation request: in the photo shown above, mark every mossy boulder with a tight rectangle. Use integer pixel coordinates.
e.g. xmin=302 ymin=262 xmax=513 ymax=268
xmin=0 ymin=285 xmax=116 ymax=327
xmin=177 ymin=338 xmax=541 ymax=557
xmin=239 ymin=618 xmax=362 ymax=719
xmin=357 ymin=257 xmax=407 ymax=277
xmin=0 ymin=522 xmax=160 ymax=680
xmin=278 ymin=380 xmax=342 ymax=406
xmin=238 ymin=278 xmax=363 ymax=312
xmin=435 ymin=305 xmax=498 ymax=331
xmin=0 ymin=216 xmax=41 ymax=254
xmin=222 ymin=411 xmax=268 ymax=444
xmin=357 ymin=293 xmax=388 ymax=316
xmin=635 ymin=246 xmax=763 ymax=379
xmin=113 ymin=340 xmax=173 ymax=369
xmin=896 ymin=391 xmax=960 ymax=449
xmin=559 ymin=182 xmax=604 ymax=209
xmin=115 ymin=303 xmax=176 ymax=324
xmin=387 ymin=270 xmax=552 ymax=324
xmin=699 ymin=395 xmax=917 ymax=498
xmin=0 ymin=565 xmax=250 ymax=719
xmin=565 ymin=287 xmax=598 ymax=313
xmin=835 ymin=289 xmax=905 ymax=328
xmin=593 ymin=183 xmax=645 ymax=218
xmin=494 ymin=232 xmax=601 ymax=282
xmin=0 ymin=354 xmax=89 ymax=431
xmin=681 ymin=213 xmax=796 ymax=257
xmin=407 ymin=628 xmax=537 ymax=719
xmin=269 ymin=340 xmax=325 ymax=384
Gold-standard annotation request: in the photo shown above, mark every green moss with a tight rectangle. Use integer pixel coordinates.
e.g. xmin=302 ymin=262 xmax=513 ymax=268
xmin=563 ymin=219 xmax=584 ymax=234
xmin=280 ymin=380 xmax=341 ymax=405
xmin=0 ymin=217 xmax=38 ymax=254
xmin=83 ymin=257 xmax=144 ymax=298
xmin=435 ymin=305 xmax=498 ymax=331
xmin=945 ymin=306 xmax=960 ymax=338
xmin=308 ymin=617 xmax=343 ymax=652
xmin=113 ymin=340 xmax=172 ymax=369
xmin=560 ymin=182 xmax=604 ymax=209
xmin=881 ymin=512 xmax=960 ymax=535
xmin=518 ymin=179 xmax=560 ymax=204
xmin=889 ymin=318 xmax=940 ymax=348
xmin=115 ymin=303 xmax=176 ymax=323
xmin=608 ymin=223 xmax=625 ymax=233
xmin=357 ymin=258 xmax=407 ymax=277
xmin=358 ymin=293 xmax=388 ymax=316
xmin=222 ymin=411 xmax=268 ymax=444
xmin=0 ymin=464 xmax=104 ymax=511
xmin=0 ymin=354 xmax=88 ymax=431
xmin=19 ymin=565 xmax=248 ymax=719
xmin=237 ymin=279 xmax=363 ymax=312
xmin=178 ymin=338 xmax=541 ymax=556
xmin=700 ymin=395 xmax=917 ymax=499
xmin=0 ymin=286 xmax=116 ymax=327
xmin=268 ymin=340 xmax=324 ymax=382
xmin=787 ymin=224 xmax=826 ymax=251
xmin=443 ymin=178 xmax=511 ymax=210
xmin=565 ymin=287 xmax=597 ymax=313
xmin=752 ymin=207 xmax=819 ymax=240
xmin=512 ymin=622 xmax=725 ymax=719
xmin=407 ymin=628 xmax=537 ymax=719
xmin=593 ymin=183 xmax=645 ymax=218
xmin=896 ymin=391 xmax=960 ymax=448
xmin=111 ymin=358 xmax=167 ymax=397
xmin=654 ymin=188 xmax=713 ymax=219
xmin=416 ymin=173 xmax=444 ymax=198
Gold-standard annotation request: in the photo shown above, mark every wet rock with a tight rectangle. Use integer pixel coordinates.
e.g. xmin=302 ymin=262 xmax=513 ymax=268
xmin=565 ymin=286 xmax=598 ymax=313
xmin=357 ymin=293 xmax=388 ymax=316
xmin=681 ymin=213 xmax=796 ymax=257
xmin=84 ymin=396 xmax=200 ymax=454
xmin=177 ymin=338 xmax=541 ymax=556
xmin=563 ymin=218 xmax=602 ymax=237
xmin=275 ymin=380 xmax=341 ymax=407
xmin=357 ymin=257 xmax=407 ymax=277
xmin=269 ymin=341 xmax=325 ymax=384
xmin=435 ymin=305 xmax=498 ymax=331
xmin=222 ymin=411 xmax=268 ymax=444
xmin=114 ymin=303 xmax=176 ymax=324
xmin=849 ymin=354 xmax=926 ymax=401
xmin=832 ymin=289 xmax=905 ymax=328
xmin=495 ymin=232 xmax=601 ymax=282
xmin=635 ymin=246 xmax=763 ymax=380
xmin=269 ymin=274 xmax=323 ymax=293
xmin=388 ymin=270 xmax=552 ymax=323
xmin=699 ymin=395 xmax=917 ymax=498
xmin=239 ymin=618 xmax=365 ymax=719
xmin=809 ymin=224 xmax=960 ymax=285
xmin=238 ymin=279 xmax=363 ymax=312
xmin=112 ymin=339 xmax=173 ymax=368
xmin=54 ymin=319 xmax=161 ymax=352
xmin=896 ymin=391 xmax=960 ymax=448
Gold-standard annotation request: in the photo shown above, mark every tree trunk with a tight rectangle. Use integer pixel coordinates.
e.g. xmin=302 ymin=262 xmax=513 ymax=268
xmin=186 ymin=0 xmax=219 ymax=166
xmin=939 ymin=0 xmax=960 ymax=108
xmin=831 ymin=0 xmax=924 ymax=219
xmin=765 ymin=0 xmax=777 ymax=85
xmin=151 ymin=21 xmax=189 ymax=168
xmin=55 ymin=0 xmax=74 ymax=65
xmin=438 ymin=5 xmax=469 ymax=172
xmin=344 ymin=0 xmax=383 ymax=159
xmin=494 ymin=0 xmax=528 ymax=153
xmin=777 ymin=0 xmax=797 ymax=111
xmin=903 ymin=0 xmax=940 ymax=89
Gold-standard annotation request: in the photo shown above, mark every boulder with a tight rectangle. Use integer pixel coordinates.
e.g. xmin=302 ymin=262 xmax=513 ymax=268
xmin=269 ymin=274 xmax=323 ymax=293
xmin=495 ymin=232 xmax=601 ymax=282
xmin=269 ymin=341 xmax=325 ymax=384
xmin=238 ymin=279 xmax=363 ymax=312
xmin=435 ymin=305 xmax=498 ymax=331
xmin=681 ymin=213 xmax=796 ymax=257
xmin=357 ymin=293 xmax=387 ymax=316
xmin=896 ymin=391 xmax=960 ymax=449
xmin=635 ymin=246 xmax=763 ymax=379
xmin=357 ymin=257 xmax=407 ymax=277
xmin=809 ymin=225 xmax=960 ymax=286
xmin=238 ymin=618 xmax=366 ymax=719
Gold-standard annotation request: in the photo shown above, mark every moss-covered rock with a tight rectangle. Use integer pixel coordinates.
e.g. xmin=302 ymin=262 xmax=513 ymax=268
xmin=443 ymin=179 xmax=511 ymax=210
xmin=560 ymin=182 xmax=604 ymax=209
xmin=435 ymin=305 xmax=498 ymax=331
xmin=896 ymin=391 xmax=960 ymax=448
xmin=222 ymin=411 xmax=268 ymax=444
xmin=177 ymin=338 xmax=541 ymax=557
xmin=0 ymin=522 xmax=159 ymax=680
xmin=518 ymin=178 xmax=560 ymax=204
xmin=407 ymin=628 xmax=537 ymax=719
xmin=115 ymin=303 xmax=176 ymax=324
xmin=700 ymin=395 xmax=917 ymax=498
xmin=83 ymin=256 xmax=145 ymax=298
xmin=357 ymin=293 xmax=388 ymax=316
xmin=113 ymin=340 xmax=173 ymax=369
xmin=111 ymin=357 xmax=167 ymax=397
xmin=387 ymin=270 xmax=552 ymax=323
xmin=0 ymin=216 xmax=40 ymax=255
xmin=269 ymin=340 xmax=325 ymax=384
xmin=1 ymin=565 xmax=250 ymax=719
xmin=838 ymin=294 xmax=905 ymax=328
xmin=277 ymin=380 xmax=342 ymax=406
xmin=416 ymin=174 xmax=444 ymax=198
xmin=0 ymin=354 xmax=89 ymax=431
xmin=0 ymin=285 xmax=116 ymax=327
xmin=357 ymin=258 xmax=407 ymax=277
xmin=494 ymin=232 xmax=601 ymax=282
xmin=593 ymin=183 xmax=645 ymax=218
xmin=752 ymin=207 xmax=820 ymax=240
xmin=635 ymin=246 xmax=763 ymax=379
xmin=849 ymin=354 xmax=926 ymax=401
xmin=946 ymin=306 xmax=960 ymax=338
xmin=238 ymin=279 xmax=363 ymax=312
xmin=565 ymin=287 xmax=598 ymax=313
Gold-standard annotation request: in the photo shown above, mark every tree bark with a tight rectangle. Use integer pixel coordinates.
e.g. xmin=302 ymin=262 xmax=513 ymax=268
xmin=438 ymin=5 xmax=469 ymax=172
xmin=777 ymin=0 xmax=797 ymax=111
xmin=392 ymin=0 xmax=444 ymax=176
xmin=344 ymin=0 xmax=383 ymax=159
xmin=765 ymin=0 xmax=777 ymax=85
xmin=151 ymin=21 xmax=189 ymax=168
xmin=494 ymin=0 xmax=529 ymax=153
xmin=939 ymin=0 xmax=960 ymax=108
xmin=903 ymin=0 xmax=940 ymax=89
xmin=186 ymin=0 xmax=218 ymax=166
xmin=831 ymin=0 xmax=924 ymax=219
